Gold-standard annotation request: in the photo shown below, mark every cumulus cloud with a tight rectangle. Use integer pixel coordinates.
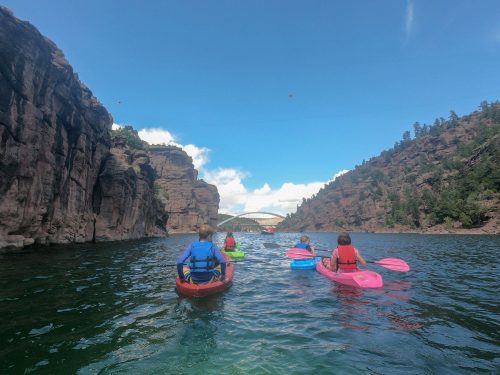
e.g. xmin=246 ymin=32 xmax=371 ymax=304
xmin=112 ymin=124 xmax=211 ymax=170
xmin=138 ymin=128 xmax=176 ymax=146
xmin=202 ymin=168 xmax=349 ymax=216
xmin=112 ymin=122 xmax=349 ymax=215
xmin=182 ymin=144 xmax=211 ymax=170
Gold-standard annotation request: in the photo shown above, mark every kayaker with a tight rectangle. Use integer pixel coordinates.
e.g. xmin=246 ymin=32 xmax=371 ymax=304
xmin=223 ymin=232 xmax=237 ymax=252
xmin=294 ymin=235 xmax=316 ymax=255
xmin=329 ymin=232 xmax=366 ymax=272
xmin=177 ymin=224 xmax=226 ymax=284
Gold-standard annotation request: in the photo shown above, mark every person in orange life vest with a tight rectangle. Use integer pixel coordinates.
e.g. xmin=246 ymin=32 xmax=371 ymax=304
xmin=177 ymin=224 xmax=226 ymax=284
xmin=329 ymin=232 xmax=366 ymax=272
xmin=294 ymin=235 xmax=315 ymax=255
xmin=223 ymin=232 xmax=237 ymax=252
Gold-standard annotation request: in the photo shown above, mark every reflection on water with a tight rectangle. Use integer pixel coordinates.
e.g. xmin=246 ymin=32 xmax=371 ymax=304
xmin=0 ymin=233 xmax=499 ymax=374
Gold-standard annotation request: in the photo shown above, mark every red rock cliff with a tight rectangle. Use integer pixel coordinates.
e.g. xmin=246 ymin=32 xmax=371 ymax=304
xmin=0 ymin=7 xmax=170 ymax=249
xmin=149 ymin=145 xmax=219 ymax=233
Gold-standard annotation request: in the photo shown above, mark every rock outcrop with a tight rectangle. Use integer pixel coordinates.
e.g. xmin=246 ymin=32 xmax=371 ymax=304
xmin=0 ymin=7 xmax=170 ymax=249
xmin=149 ymin=146 xmax=219 ymax=232
xmin=93 ymin=138 xmax=168 ymax=241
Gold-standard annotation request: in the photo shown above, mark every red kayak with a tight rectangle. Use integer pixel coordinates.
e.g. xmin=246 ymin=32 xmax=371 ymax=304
xmin=316 ymin=258 xmax=383 ymax=288
xmin=175 ymin=254 xmax=234 ymax=298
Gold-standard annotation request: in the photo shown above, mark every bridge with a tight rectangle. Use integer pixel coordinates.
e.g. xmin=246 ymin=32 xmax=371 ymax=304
xmin=217 ymin=212 xmax=285 ymax=228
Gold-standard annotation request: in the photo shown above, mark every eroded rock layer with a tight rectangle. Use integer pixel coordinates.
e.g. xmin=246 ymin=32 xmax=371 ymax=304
xmin=149 ymin=146 xmax=219 ymax=233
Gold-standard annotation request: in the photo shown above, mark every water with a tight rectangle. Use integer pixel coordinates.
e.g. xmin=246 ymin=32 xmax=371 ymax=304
xmin=0 ymin=233 xmax=499 ymax=374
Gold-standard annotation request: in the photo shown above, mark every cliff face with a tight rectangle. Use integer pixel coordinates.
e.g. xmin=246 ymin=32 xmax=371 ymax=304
xmin=93 ymin=139 xmax=168 ymax=241
xmin=0 ymin=7 xmax=112 ymax=248
xmin=0 ymin=7 xmax=170 ymax=250
xmin=279 ymin=103 xmax=500 ymax=234
xmin=149 ymin=146 xmax=219 ymax=232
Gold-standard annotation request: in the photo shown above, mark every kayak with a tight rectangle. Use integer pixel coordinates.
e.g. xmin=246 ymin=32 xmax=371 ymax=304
xmin=175 ymin=254 xmax=234 ymax=297
xmin=221 ymin=245 xmax=245 ymax=260
xmin=291 ymin=256 xmax=321 ymax=270
xmin=223 ymin=249 xmax=245 ymax=260
xmin=316 ymin=258 xmax=383 ymax=288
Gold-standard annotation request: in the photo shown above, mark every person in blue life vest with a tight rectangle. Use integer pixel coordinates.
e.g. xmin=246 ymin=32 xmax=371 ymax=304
xmin=294 ymin=235 xmax=316 ymax=255
xmin=328 ymin=232 xmax=367 ymax=273
xmin=177 ymin=224 xmax=226 ymax=284
xmin=223 ymin=232 xmax=237 ymax=252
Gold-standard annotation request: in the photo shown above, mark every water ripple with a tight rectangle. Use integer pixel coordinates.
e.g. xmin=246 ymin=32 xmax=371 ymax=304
xmin=0 ymin=233 xmax=499 ymax=374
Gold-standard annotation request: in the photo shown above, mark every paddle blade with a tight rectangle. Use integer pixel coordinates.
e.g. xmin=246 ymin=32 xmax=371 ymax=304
xmin=286 ymin=248 xmax=316 ymax=259
xmin=374 ymin=258 xmax=410 ymax=272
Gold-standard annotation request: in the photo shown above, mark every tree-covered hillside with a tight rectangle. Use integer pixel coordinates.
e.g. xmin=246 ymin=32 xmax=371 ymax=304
xmin=279 ymin=101 xmax=500 ymax=233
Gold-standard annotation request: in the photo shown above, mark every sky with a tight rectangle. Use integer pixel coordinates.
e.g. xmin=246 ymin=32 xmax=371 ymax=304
xmin=4 ymin=0 xmax=500 ymax=215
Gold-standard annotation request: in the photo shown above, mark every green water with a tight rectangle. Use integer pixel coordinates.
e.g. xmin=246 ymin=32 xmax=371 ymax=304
xmin=1 ymin=233 xmax=499 ymax=374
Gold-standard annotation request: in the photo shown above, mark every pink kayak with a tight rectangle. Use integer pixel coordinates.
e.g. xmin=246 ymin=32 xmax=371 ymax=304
xmin=316 ymin=258 xmax=383 ymax=288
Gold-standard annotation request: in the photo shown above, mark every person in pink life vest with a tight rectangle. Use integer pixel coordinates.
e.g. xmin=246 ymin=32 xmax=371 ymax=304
xmin=329 ymin=232 xmax=367 ymax=273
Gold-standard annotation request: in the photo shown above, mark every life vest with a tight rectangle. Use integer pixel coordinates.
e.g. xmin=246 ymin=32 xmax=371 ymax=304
xmin=189 ymin=241 xmax=216 ymax=273
xmin=337 ymin=245 xmax=357 ymax=271
xmin=294 ymin=243 xmax=310 ymax=250
xmin=225 ymin=237 xmax=236 ymax=250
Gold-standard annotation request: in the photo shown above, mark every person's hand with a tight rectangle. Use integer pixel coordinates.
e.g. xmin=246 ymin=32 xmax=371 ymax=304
xmin=179 ymin=278 xmax=186 ymax=283
xmin=220 ymin=275 xmax=225 ymax=281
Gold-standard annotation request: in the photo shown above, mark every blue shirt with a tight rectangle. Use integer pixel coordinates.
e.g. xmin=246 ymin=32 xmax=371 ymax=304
xmin=295 ymin=243 xmax=312 ymax=251
xmin=177 ymin=241 xmax=226 ymax=282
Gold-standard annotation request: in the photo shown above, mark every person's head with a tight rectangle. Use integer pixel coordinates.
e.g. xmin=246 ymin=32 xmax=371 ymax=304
xmin=337 ymin=232 xmax=351 ymax=245
xmin=299 ymin=235 xmax=310 ymax=244
xmin=199 ymin=224 xmax=215 ymax=240
xmin=226 ymin=232 xmax=233 ymax=238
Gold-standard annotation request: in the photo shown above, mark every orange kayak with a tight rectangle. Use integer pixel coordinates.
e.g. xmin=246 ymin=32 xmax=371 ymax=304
xmin=175 ymin=254 xmax=234 ymax=297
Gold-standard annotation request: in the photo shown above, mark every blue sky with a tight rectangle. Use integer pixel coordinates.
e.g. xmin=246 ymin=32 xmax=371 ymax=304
xmin=4 ymin=0 xmax=500 ymax=214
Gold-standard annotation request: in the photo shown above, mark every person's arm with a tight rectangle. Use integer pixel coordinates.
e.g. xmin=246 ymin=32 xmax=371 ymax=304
xmin=177 ymin=245 xmax=192 ymax=281
xmin=356 ymin=249 xmax=367 ymax=267
xmin=330 ymin=248 xmax=338 ymax=271
xmin=307 ymin=244 xmax=316 ymax=256
xmin=212 ymin=246 xmax=227 ymax=278
xmin=331 ymin=256 xmax=337 ymax=271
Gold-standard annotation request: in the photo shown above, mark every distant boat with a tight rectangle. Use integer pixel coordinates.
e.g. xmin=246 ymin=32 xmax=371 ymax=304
xmin=261 ymin=227 xmax=276 ymax=235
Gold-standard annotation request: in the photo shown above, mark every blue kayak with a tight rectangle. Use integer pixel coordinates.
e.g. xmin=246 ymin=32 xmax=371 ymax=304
xmin=290 ymin=257 xmax=322 ymax=270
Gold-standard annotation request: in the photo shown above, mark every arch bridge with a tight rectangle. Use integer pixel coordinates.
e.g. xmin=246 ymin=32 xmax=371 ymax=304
xmin=217 ymin=212 xmax=285 ymax=228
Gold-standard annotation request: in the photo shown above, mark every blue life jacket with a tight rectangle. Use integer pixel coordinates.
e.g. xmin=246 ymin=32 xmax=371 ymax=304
xmin=295 ymin=243 xmax=310 ymax=250
xmin=189 ymin=241 xmax=216 ymax=273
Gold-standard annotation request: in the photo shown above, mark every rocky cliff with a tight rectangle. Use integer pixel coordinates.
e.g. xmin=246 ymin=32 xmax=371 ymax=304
xmin=1 ymin=7 xmax=218 ymax=250
xmin=279 ymin=102 xmax=500 ymax=234
xmin=92 ymin=138 xmax=168 ymax=241
xmin=149 ymin=145 xmax=219 ymax=232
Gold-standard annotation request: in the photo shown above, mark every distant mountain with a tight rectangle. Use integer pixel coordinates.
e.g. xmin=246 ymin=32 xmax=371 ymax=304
xmin=278 ymin=101 xmax=500 ymax=234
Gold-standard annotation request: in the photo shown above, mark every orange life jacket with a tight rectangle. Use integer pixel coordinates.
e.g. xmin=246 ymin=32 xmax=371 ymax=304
xmin=225 ymin=237 xmax=236 ymax=250
xmin=337 ymin=245 xmax=357 ymax=271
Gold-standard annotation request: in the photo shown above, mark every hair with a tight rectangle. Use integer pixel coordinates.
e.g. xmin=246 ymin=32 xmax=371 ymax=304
xmin=226 ymin=232 xmax=233 ymax=237
xmin=337 ymin=232 xmax=351 ymax=245
xmin=199 ymin=224 xmax=215 ymax=240
xmin=300 ymin=235 xmax=310 ymax=243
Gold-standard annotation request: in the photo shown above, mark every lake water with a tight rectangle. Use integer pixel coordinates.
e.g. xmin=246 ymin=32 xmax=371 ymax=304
xmin=0 ymin=233 xmax=499 ymax=374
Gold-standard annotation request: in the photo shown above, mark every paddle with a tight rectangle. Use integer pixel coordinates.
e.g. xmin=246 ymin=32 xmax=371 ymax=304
xmin=286 ymin=249 xmax=410 ymax=272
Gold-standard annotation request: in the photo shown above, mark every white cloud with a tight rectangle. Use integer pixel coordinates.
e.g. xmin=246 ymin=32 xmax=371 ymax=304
xmin=138 ymin=128 xmax=176 ymax=146
xmin=182 ymin=144 xmax=211 ymax=170
xmin=113 ymin=123 xmax=349 ymax=216
xmin=202 ymin=168 xmax=350 ymax=216
xmin=113 ymin=125 xmax=211 ymax=170
xmin=405 ymin=0 xmax=414 ymax=40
